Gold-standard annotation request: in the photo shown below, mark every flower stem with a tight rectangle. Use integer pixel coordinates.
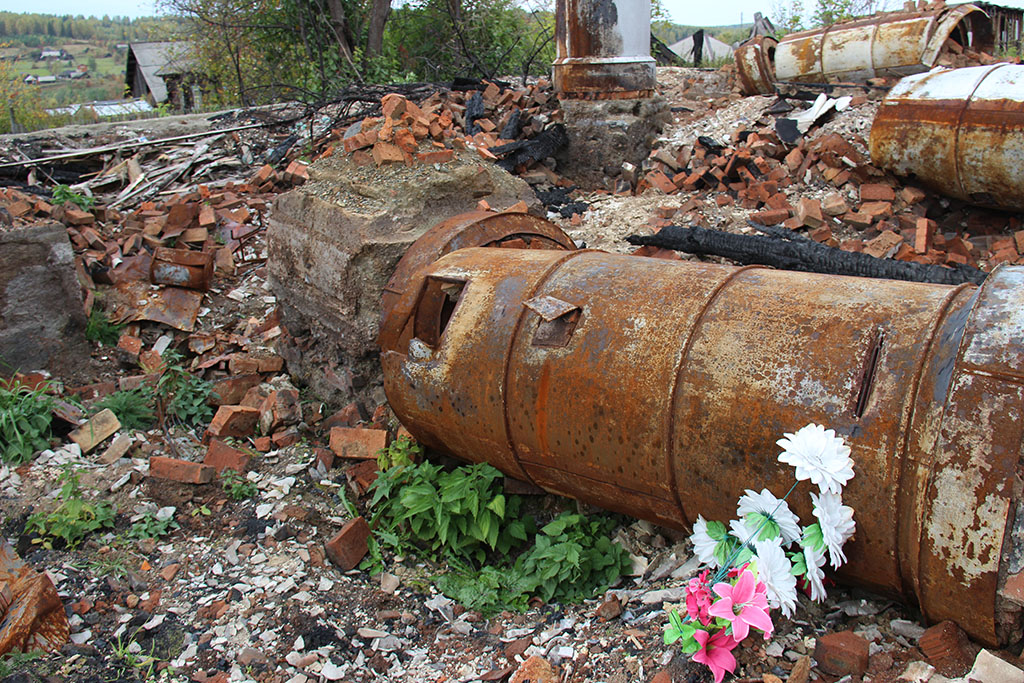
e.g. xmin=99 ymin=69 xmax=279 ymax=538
xmin=711 ymin=480 xmax=800 ymax=585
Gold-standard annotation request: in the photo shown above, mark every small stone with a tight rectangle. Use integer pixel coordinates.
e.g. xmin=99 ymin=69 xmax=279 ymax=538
xmin=966 ymin=649 xmax=1024 ymax=683
xmin=891 ymin=618 xmax=926 ymax=641
xmin=237 ymin=647 xmax=266 ymax=667
xmin=595 ymin=595 xmax=622 ymax=620
xmin=510 ymin=655 xmax=559 ymax=683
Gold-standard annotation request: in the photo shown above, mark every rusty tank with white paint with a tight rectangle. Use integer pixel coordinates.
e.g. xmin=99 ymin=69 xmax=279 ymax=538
xmin=871 ymin=62 xmax=1024 ymax=211
xmin=379 ymin=212 xmax=1024 ymax=646
xmin=772 ymin=4 xmax=992 ymax=84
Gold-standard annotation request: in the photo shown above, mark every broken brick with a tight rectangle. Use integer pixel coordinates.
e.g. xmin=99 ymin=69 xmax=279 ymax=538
xmin=209 ymin=374 xmax=262 ymax=406
xmin=371 ymin=142 xmax=405 ymax=165
xmin=860 ymin=183 xmax=896 ymax=202
xmin=915 ymin=217 xmax=936 ymax=254
xmin=203 ymin=439 xmax=252 ymax=474
xmin=796 ymin=197 xmax=824 ymax=228
xmin=329 ymin=427 xmax=387 ymax=460
xmin=750 ymin=208 xmax=790 ymax=226
xmin=843 ymin=212 xmax=874 ymax=229
xmin=324 ymin=516 xmax=371 ymax=570
xmin=864 ymin=230 xmax=904 ymax=259
xmin=919 ymin=621 xmax=975 ymax=678
xmin=645 ymin=170 xmax=677 ymax=194
xmin=206 ymin=405 xmax=260 ymax=440
xmin=149 ymin=456 xmax=215 ymax=484
xmin=416 ymin=149 xmax=454 ymax=164
xmin=814 ymin=631 xmax=870 ymax=677
xmin=258 ymin=389 xmax=301 ymax=435
xmin=821 ymin=193 xmax=849 ymax=217
xmin=271 ymin=428 xmax=301 ymax=448
xmin=69 ymin=408 xmax=121 ymax=453
xmin=63 ymin=208 xmax=95 ymax=226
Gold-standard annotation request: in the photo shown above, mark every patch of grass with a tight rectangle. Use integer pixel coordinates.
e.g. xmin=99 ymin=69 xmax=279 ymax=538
xmin=94 ymin=385 xmax=155 ymax=431
xmin=0 ymin=379 xmax=54 ymax=464
xmin=86 ymin=550 xmax=132 ymax=579
xmin=85 ymin=309 xmax=125 ymax=347
xmin=0 ymin=650 xmax=45 ymax=677
xmin=221 ymin=469 xmax=257 ymax=500
xmin=112 ymin=633 xmax=160 ymax=680
xmin=25 ymin=465 xmax=116 ymax=549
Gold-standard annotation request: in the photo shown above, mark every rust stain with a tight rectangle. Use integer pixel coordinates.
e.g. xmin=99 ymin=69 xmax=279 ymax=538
xmin=0 ymin=542 xmax=69 ymax=655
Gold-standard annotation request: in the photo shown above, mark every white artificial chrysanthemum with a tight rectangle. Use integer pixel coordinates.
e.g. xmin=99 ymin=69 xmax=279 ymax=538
xmin=812 ymin=491 xmax=856 ymax=570
xmin=737 ymin=488 xmax=802 ymax=545
xmin=753 ymin=539 xmax=798 ymax=617
xmin=802 ymin=544 xmax=828 ymax=602
xmin=691 ymin=515 xmax=721 ymax=569
xmin=729 ymin=518 xmax=756 ymax=546
xmin=777 ymin=423 xmax=855 ymax=495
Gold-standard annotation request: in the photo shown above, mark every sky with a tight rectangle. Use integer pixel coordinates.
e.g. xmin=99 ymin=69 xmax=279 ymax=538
xmin=6 ymin=0 xmax=1024 ymax=28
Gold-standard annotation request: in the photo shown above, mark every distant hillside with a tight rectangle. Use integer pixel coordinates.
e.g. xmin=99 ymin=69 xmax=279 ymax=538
xmin=653 ymin=21 xmax=753 ymax=47
xmin=0 ymin=11 xmax=180 ymax=47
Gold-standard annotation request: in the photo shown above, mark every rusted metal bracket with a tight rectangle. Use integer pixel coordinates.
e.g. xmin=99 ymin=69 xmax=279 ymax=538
xmin=380 ymin=211 xmax=1024 ymax=647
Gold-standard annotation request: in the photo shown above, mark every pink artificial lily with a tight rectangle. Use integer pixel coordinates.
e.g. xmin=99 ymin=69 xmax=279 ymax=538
xmin=708 ymin=567 xmax=774 ymax=642
xmin=692 ymin=628 xmax=738 ymax=683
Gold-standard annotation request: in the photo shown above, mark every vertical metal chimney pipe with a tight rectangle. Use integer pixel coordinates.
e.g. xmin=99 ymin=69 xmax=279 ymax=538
xmin=552 ymin=0 xmax=656 ymax=97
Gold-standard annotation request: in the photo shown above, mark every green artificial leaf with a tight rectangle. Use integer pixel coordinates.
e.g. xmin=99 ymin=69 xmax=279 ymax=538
xmin=705 ymin=519 xmax=727 ymax=541
xmin=745 ymin=511 xmax=781 ymax=541
xmin=802 ymin=523 xmax=825 ymax=552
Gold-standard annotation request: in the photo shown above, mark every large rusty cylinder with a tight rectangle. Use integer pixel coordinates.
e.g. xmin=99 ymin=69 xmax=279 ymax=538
xmin=773 ymin=4 xmax=991 ymax=84
xmin=870 ymin=63 xmax=1024 ymax=211
xmin=552 ymin=0 xmax=656 ymax=96
xmin=379 ymin=230 xmax=1024 ymax=646
xmin=735 ymin=36 xmax=778 ymax=96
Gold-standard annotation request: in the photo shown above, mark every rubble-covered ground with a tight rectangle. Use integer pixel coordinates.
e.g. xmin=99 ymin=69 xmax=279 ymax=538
xmin=1 ymin=66 xmax=1024 ymax=683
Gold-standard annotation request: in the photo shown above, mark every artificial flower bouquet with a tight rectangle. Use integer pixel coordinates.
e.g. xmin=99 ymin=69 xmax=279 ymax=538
xmin=664 ymin=424 xmax=857 ymax=682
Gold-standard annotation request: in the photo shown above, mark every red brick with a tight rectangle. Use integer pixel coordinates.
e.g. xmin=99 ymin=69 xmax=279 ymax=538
xmin=372 ymin=142 xmax=405 ymax=165
xmin=198 ymin=204 xmax=216 ymax=227
xmin=843 ymin=212 xmax=874 ymax=229
xmin=251 ymin=164 xmax=274 ymax=185
xmin=784 ymin=147 xmax=803 ymax=172
xmin=315 ymin=447 xmax=335 ymax=470
xmin=915 ymin=217 xmax=936 ymax=254
xmin=323 ymin=403 xmax=366 ymax=430
xmin=821 ymin=193 xmax=848 ymax=217
xmin=117 ymin=334 xmax=143 ymax=358
xmin=796 ymin=197 xmax=824 ymax=228
xmin=208 ymin=374 xmax=262 ymax=406
xmin=416 ymin=149 xmax=454 ymax=164
xmin=347 ymin=459 xmax=380 ymax=495
xmin=64 ymin=208 xmax=95 ymax=225
xmin=864 ymin=230 xmax=904 ymax=259
xmin=203 ymin=439 xmax=252 ymax=474
xmin=900 ymin=186 xmax=927 ymax=205
xmin=150 ymin=456 xmax=215 ymax=484
xmin=324 ymin=517 xmax=370 ymax=570
xmin=919 ymin=621 xmax=974 ymax=678
xmin=329 ymin=427 xmax=387 ymax=459
xmin=750 ymin=208 xmax=791 ymax=226
xmin=859 ymin=183 xmax=896 ymax=202
xmin=254 ymin=436 xmax=272 ymax=452
xmin=860 ymin=201 xmax=893 ymax=218
xmin=645 ymin=170 xmax=677 ymax=194
xmin=228 ymin=354 xmax=261 ymax=375
xmin=814 ymin=631 xmax=869 ymax=677
xmin=206 ymin=405 xmax=260 ymax=440
xmin=271 ymin=428 xmax=300 ymax=448
xmin=256 ymin=355 xmax=284 ymax=373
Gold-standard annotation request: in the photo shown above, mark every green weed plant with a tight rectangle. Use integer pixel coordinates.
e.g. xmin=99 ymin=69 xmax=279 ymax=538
xmin=25 ymin=465 xmax=116 ymax=549
xmin=0 ymin=380 xmax=54 ymax=464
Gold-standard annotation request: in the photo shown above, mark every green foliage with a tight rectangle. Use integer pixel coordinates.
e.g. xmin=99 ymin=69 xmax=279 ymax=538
xmin=0 ymin=380 xmax=54 ymax=464
xmin=85 ymin=309 xmax=125 ymax=346
xmin=127 ymin=510 xmax=179 ymax=540
xmin=369 ymin=460 xmax=529 ymax=564
xmin=52 ymin=184 xmax=95 ymax=210
xmin=25 ymin=466 xmax=116 ymax=549
xmin=155 ymin=350 xmax=213 ymax=427
xmin=94 ymin=386 xmax=155 ymax=431
xmin=376 ymin=435 xmax=422 ymax=470
xmin=221 ymin=469 xmax=257 ymax=500
xmin=663 ymin=609 xmax=700 ymax=653
xmin=772 ymin=0 xmax=807 ymax=35
xmin=436 ymin=511 xmax=630 ymax=614
xmin=0 ymin=650 xmax=44 ymax=678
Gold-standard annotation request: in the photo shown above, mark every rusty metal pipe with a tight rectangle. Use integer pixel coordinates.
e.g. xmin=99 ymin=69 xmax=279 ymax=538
xmin=870 ymin=63 xmax=1024 ymax=211
xmin=380 ymin=217 xmax=1024 ymax=646
xmin=552 ymin=0 xmax=656 ymax=97
xmin=774 ymin=4 xmax=992 ymax=84
xmin=735 ymin=36 xmax=778 ymax=96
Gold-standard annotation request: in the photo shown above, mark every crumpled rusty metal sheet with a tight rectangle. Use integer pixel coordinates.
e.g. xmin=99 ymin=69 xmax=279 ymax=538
xmin=735 ymin=36 xmax=778 ymax=96
xmin=870 ymin=63 xmax=1024 ymax=211
xmin=110 ymin=281 xmax=204 ymax=332
xmin=774 ymin=4 xmax=992 ymax=83
xmin=380 ymin=213 xmax=1024 ymax=646
xmin=0 ymin=542 xmax=69 ymax=654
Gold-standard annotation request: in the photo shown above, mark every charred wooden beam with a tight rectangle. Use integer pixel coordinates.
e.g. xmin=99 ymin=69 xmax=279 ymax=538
xmin=626 ymin=224 xmax=987 ymax=286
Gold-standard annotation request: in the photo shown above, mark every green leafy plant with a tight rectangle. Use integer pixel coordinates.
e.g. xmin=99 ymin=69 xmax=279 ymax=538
xmin=52 ymin=184 xmax=96 ymax=211
xmin=368 ymin=461 xmax=530 ymax=565
xmin=376 ymin=435 xmax=422 ymax=470
xmin=155 ymin=350 xmax=213 ymax=426
xmin=0 ymin=650 xmax=44 ymax=678
xmin=85 ymin=309 xmax=125 ymax=346
xmin=127 ymin=509 xmax=179 ymax=540
xmin=25 ymin=465 xmax=116 ymax=549
xmin=112 ymin=632 xmax=160 ymax=680
xmin=0 ymin=380 xmax=54 ymax=464
xmin=94 ymin=386 xmax=155 ymax=431
xmin=221 ymin=469 xmax=257 ymax=500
